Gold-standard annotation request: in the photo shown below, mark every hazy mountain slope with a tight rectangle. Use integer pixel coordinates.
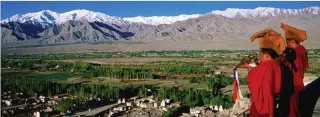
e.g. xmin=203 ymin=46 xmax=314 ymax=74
xmin=133 ymin=14 xmax=320 ymax=41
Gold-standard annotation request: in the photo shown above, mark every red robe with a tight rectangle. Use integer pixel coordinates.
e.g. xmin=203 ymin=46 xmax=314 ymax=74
xmin=289 ymin=45 xmax=309 ymax=117
xmin=247 ymin=60 xmax=282 ymax=117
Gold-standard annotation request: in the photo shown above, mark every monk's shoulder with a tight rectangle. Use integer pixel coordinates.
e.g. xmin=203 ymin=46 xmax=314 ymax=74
xmin=255 ymin=60 xmax=280 ymax=72
xmin=249 ymin=63 xmax=269 ymax=74
xmin=295 ymin=45 xmax=307 ymax=54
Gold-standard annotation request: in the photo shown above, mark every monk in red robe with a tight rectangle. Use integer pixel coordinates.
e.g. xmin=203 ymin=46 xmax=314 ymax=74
xmin=245 ymin=29 xmax=286 ymax=117
xmin=281 ymin=23 xmax=309 ymax=117
xmin=286 ymin=39 xmax=309 ymax=91
xmin=242 ymin=48 xmax=282 ymax=117
xmin=286 ymin=39 xmax=309 ymax=117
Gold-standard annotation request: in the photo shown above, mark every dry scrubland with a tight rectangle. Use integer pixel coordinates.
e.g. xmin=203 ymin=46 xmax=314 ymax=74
xmin=2 ymin=40 xmax=320 ymax=54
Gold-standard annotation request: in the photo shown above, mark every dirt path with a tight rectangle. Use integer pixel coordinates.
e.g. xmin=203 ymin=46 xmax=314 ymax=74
xmin=55 ymin=57 xmax=208 ymax=65
xmin=72 ymin=103 xmax=120 ymax=116
xmin=3 ymin=40 xmax=320 ymax=54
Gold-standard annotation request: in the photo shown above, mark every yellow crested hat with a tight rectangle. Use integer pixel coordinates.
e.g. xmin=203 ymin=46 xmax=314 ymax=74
xmin=280 ymin=23 xmax=307 ymax=42
xmin=250 ymin=28 xmax=286 ymax=55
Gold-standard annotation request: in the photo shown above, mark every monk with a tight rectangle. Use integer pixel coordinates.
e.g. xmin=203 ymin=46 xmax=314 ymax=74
xmin=281 ymin=23 xmax=309 ymax=117
xmin=286 ymin=39 xmax=309 ymax=117
xmin=242 ymin=48 xmax=282 ymax=117
xmin=286 ymin=39 xmax=309 ymax=90
xmin=275 ymin=48 xmax=295 ymax=117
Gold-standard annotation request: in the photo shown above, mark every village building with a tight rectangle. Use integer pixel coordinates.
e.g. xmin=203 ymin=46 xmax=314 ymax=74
xmin=139 ymin=103 xmax=148 ymax=108
xmin=219 ymin=105 xmax=224 ymax=112
xmin=47 ymin=100 xmax=57 ymax=105
xmin=118 ymin=99 xmax=122 ymax=104
xmin=126 ymin=102 xmax=133 ymax=107
xmin=43 ymin=107 xmax=53 ymax=112
xmin=160 ymin=100 xmax=166 ymax=107
xmin=190 ymin=106 xmax=214 ymax=117
xmin=39 ymin=96 xmax=46 ymax=103
xmin=3 ymin=100 xmax=12 ymax=106
xmin=153 ymin=102 xmax=159 ymax=108
xmin=214 ymin=105 xmax=219 ymax=112
xmin=33 ymin=111 xmax=40 ymax=117
xmin=190 ymin=107 xmax=203 ymax=117
xmin=113 ymin=105 xmax=127 ymax=112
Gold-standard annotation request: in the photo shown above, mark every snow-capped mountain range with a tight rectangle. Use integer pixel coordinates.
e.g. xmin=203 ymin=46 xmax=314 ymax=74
xmin=2 ymin=6 xmax=319 ymax=25
xmin=1 ymin=9 xmax=128 ymax=25
xmin=123 ymin=14 xmax=201 ymax=25
xmin=2 ymin=6 xmax=320 ymax=46
xmin=209 ymin=6 xmax=320 ymax=18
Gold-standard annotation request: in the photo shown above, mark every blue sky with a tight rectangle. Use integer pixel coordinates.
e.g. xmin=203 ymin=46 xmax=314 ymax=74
xmin=1 ymin=1 xmax=320 ymax=19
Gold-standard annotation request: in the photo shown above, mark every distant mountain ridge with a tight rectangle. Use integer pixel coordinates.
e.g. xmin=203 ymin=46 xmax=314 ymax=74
xmin=2 ymin=6 xmax=319 ymax=25
xmin=209 ymin=6 xmax=319 ymax=19
xmin=1 ymin=6 xmax=320 ymax=45
xmin=1 ymin=9 xmax=130 ymax=25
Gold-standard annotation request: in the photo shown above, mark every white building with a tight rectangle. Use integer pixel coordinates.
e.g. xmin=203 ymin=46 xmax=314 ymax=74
xmin=153 ymin=102 xmax=158 ymax=108
xmin=136 ymin=101 xmax=140 ymax=107
xmin=219 ymin=105 xmax=224 ymax=112
xmin=215 ymin=71 xmax=221 ymax=75
xmin=118 ymin=99 xmax=122 ymax=104
xmin=162 ymin=107 xmax=168 ymax=111
xmin=190 ymin=107 xmax=203 ymax=117
xmin=33 ymin=111 xmax=40 ymax=117
xmin=39 ymin=95 xmax=45 ymax=99
xmin=165 ymin=99 xmax=172 ymax=104
xmin=114 ymin=105 xmax=126 ymax=111
xmin=209 ymin=105 xmax=213 ymax=110
xmin=4 ymin=100 xmax=11 ymax=106
xmin=126 ymin=102 xmax=133 ymax=107
xmin=160 ymin=100 xmax=166 ymax=107
xmin=139 ymin=103 xmax=147 ymax=108
xmin=39 ymin=95 xmax=46 ymax=102
xmin=214 ymin=105 xmax=218 ymax=111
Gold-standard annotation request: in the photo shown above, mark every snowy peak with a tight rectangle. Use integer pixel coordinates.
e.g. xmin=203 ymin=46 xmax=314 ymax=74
xmin=1 ymin=10 xmax=60 ymax=24
xmin=209 ymin=6 xmax=320 ymax=18
xmin=1 ymin=6 xmax=320 ymax=25
xmin=56 ymin=9 xmax=126 ymax=24
xmin=123 ymin=14 xmax=201 ymax=25
xmin=1 ymin=9 xmax=201 ymax=25
xmin=1 ymin=9 xmax=128 ymax=25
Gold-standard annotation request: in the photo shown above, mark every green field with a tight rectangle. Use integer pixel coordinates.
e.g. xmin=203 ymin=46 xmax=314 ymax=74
xmin=2 ymin=49 xmax=319 ymax=86
xmin=23 ymin=73 xmax=75 ymax=80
